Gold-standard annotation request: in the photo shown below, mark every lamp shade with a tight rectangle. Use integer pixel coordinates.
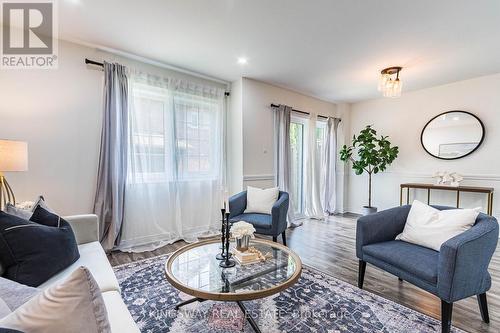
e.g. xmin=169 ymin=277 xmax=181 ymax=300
xmin=0 ymin=140 xmax=28 ymax=172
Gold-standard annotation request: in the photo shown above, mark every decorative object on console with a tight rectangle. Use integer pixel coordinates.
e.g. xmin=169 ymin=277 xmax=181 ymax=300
xmin=340 ymin=125 xmax=399 ymax=215
xmin=231 ymin=221 xmax=256 ymax=252
xmin=378 ymin=66 xmax=403 ymax=97
xmin=421 ymin=111 xmax=485 ymax=160
xmin=0 ymin=140 xmax=28 ymax=210
xmin=432 ymin=171 xmax=463 ymax=186
xmin=450 ymin=173 xmax=464 ymax=187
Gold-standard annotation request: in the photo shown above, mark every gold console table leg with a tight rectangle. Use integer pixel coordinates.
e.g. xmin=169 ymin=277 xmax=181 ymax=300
xmin=488 ymin=192 xmax=493 ymax=215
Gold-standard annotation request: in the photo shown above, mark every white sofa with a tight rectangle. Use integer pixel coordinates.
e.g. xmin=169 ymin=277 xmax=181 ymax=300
xmin=38 ymin=214 xmax=140 ymax=333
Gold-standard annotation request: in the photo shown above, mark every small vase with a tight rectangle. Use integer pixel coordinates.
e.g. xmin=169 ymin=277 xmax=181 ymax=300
xmin=236 ymin=235 xmax=251 ymax=252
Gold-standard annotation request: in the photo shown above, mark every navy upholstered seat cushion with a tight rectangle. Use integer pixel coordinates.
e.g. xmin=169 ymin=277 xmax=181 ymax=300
xmin=0 ymin=208 xmax=80 ymax=287
xmin=363 ymin=240 xmax=439 ymax=284
xmin=230 ymin=213 xmax=272 ymax=230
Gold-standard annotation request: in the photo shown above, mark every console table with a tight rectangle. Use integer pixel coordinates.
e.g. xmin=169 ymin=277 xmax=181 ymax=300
xmin=400 ymin=183 xmax=494 ymax=215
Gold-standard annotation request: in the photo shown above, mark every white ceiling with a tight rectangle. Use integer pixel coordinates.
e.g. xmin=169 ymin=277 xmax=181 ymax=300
xmin=58 ymin=0 xmax=500 ymax=102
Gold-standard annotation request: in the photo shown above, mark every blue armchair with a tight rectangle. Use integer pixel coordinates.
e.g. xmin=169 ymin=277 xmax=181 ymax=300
xmin=228 ymin=191 xmax=289 ymax=245
xmin=356 ymin=205 xmax=498 ymax=333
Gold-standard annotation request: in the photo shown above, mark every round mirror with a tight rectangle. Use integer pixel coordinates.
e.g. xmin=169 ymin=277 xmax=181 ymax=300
xmin=421 ymin=111 xmax=484 ymax=160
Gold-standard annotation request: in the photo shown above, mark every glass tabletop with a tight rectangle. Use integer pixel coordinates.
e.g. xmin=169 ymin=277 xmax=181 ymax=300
xmin=165 ymin=239 xmax=302 ymax=301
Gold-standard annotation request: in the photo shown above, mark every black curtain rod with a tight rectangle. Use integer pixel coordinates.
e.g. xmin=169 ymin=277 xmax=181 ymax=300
xmin=270 ymin=103 xmax=340 ymax=121
xmin=84 ymin=58 xmax=230 ymax=96
xmin=85 ymin=58 xmax=104 ymax=67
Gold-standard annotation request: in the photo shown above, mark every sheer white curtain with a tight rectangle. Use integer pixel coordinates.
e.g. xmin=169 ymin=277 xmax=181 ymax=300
xmin=118 ymin=71 xmax=226 ymax=252
xmin=321 ymin=117 xmax=340 ymax=214
xmin=303 ymin=114 xmax=325 ymax=219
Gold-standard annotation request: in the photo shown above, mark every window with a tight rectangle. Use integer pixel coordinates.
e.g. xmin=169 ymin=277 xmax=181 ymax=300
xmin=128 ymin=81 xmax=221 ymax=184
xmin=129 ymin=84 xmax=170 ymax=183
xmin=173 ymin=93 xmax=220 ymax=180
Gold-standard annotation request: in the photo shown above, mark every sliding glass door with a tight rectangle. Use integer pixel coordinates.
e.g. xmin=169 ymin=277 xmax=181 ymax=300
xmin=289 ymin=114 xmax=327 ymax=217
xmin=290 ymin=119 xmax=304 ymax=215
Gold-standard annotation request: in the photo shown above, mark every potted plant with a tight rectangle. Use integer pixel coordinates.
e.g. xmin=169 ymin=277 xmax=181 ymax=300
xmin=340 ymin=125 xmax=399 ymax=215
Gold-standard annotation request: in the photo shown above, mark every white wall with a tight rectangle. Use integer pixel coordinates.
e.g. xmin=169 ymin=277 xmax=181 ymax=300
xmin=0 ymin=41 xmax=103 ymax=215
xmin=347 ymin=73 xmax=500 ymax=218
xmin=0 ymin=40 xmax=227 ymax=215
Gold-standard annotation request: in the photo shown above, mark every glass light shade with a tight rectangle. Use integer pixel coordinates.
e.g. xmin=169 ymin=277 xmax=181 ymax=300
xmin=382 ymin=79 xmax=394 ymax=97
xmin=0 ymin=140 xmax=28 ymax=172
xmin=378 ymin=74 xmax=390 ymax=91
xmin=390 ymin=78 xmax=402 ymax=98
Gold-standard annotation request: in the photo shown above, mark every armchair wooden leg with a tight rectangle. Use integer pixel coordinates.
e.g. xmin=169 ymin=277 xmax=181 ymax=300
xmin=281 ymin=231 xmax=287 ymax=246
xmin=441 ymin=300 xmax=453 ymax=333
xmin=358 ymin=260 xmax=366 ymax=289
xmin=272 ymin=236 xmax=277 ymax=242
xmin=477 ymin=293 xmax=489 ymax=323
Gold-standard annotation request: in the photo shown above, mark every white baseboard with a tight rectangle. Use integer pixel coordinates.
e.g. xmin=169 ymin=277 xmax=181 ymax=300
xmin=243 ymin=174 xmax=275 ymax=181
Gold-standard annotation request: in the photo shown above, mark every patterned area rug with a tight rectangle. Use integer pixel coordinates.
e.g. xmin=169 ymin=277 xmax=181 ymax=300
xmin=113 ymin=254 xmax=463 ymax=333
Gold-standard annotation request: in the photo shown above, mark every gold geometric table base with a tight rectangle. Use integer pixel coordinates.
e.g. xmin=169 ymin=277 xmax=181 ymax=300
xmin=0 ymin=173 xmax=16 ymax=211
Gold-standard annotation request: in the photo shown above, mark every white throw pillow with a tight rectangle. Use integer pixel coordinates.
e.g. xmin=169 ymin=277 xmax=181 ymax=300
xmin=244 ymin=186 xmax=279 ymax=214
xmin=0 ymin=267 xmax=111 ymax=333
xmin=396 ymin=200 xmax=480 ymax=251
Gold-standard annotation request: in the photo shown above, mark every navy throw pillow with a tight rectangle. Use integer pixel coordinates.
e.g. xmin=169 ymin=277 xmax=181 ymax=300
xmin=0 ymin=208 xmax=80 ymax=287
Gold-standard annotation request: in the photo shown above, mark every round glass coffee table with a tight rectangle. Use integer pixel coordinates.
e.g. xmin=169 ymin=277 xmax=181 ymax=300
xmin=165 ymin=238 xmax=302 ymax=333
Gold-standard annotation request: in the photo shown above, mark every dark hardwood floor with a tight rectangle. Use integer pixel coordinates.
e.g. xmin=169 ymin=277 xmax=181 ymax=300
xmin=108 ymin=214 xmax=499 ymax=333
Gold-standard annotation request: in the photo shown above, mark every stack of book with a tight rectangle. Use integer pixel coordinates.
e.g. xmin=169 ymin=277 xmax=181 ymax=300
xmin=232 ymin=248 xmax=261 ymax=265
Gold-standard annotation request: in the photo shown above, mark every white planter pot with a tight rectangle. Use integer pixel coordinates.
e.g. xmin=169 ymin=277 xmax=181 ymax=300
xmin=362 ymin=206 xmax=378 ymax=216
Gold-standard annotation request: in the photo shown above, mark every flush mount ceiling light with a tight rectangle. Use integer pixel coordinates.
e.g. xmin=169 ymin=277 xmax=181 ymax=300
xmin=378 ymin=66 xmax=403 ymax=98
xmin=237 ymin=57 xmax=248 ymax=65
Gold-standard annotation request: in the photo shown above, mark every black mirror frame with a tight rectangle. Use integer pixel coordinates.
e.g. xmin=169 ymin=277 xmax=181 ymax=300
xmin=420 ymin=110 xmax=485 ymax=160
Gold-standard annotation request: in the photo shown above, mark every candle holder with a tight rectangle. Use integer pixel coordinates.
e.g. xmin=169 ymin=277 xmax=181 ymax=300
xmin=219 ymin=212 xmax=235 ymax=268
xmin=216 ymin=208 xmax=226 ymax=260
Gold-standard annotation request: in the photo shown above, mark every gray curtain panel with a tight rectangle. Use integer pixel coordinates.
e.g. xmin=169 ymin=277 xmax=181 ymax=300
xmin=93 ymin=62 xmax=129 ymax=251
xmin=274 ymin=105 xmax=299 ymax=227
xmin=322 ymin=117 xmax=341 ymax=214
